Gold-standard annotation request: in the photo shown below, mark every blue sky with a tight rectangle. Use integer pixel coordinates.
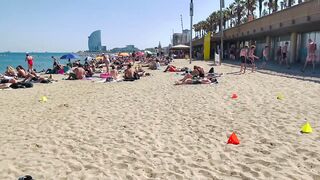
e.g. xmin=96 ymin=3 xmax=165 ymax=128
xmin=0 ymin=0 xmax=233 ymax=52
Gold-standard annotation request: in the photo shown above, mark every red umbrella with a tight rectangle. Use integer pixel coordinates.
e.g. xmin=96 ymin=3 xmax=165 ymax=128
xmin=135 ymin=51 xmax=145 ymax=57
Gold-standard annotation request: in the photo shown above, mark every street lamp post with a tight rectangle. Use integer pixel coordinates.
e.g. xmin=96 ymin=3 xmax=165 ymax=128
xmin=219 ymin=0 xmax=224 ymax=65
xmin=190 ymin=0 xmax=194 ymax=64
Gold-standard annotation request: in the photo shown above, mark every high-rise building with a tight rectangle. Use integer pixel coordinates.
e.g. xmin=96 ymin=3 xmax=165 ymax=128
xmin=172 ymin=29 xmax=191 ymax=46
xmin=88 ymin=30 xmax=102 ymax=52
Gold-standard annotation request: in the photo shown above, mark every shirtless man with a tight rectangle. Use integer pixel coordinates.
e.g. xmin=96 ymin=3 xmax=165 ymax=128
xmin=280 ymin=42 xmax=290 ymax=68
xmin=124 ymin=64 xmax=135 ymax=80
xmin=302 ymin=39 xmax=317 ymax=73
xmin=67 ymin=65 xmax=86 ymax=80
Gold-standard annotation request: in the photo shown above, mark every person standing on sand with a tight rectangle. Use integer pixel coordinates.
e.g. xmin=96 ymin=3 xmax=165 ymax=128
xmin=25 ymin=53 xmax=34 ymax=72
xmin=102 ymin=53 xmax=110 ymax=73
xmin=280 ymin=42 xmax=290 ymax=68
xmin=260 ymin=45 xmax=269 ymax=69
xmin=302 ymin=39 xmax=317 ymax=73
xmin=248 ymin=45 xmax=259 ymax=72
xmin=240 ymin=45 xmax=248 ymax=74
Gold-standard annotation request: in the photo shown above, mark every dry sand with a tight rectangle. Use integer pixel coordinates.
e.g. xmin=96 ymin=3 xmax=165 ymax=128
xmin=0 ymin=59 xmax=319 ymax=179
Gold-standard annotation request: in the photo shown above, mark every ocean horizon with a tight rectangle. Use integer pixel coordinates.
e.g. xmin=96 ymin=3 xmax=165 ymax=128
xmin=0 ymin=52 xmax=83 ymax=73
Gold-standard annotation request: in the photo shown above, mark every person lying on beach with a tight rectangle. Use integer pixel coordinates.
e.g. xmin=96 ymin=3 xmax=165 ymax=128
xmin=175 ymin=76 xmax=217 ymax=85
xmin=192 ymin=66 xmax=205 ymax=78
xmin=163 ymin=65 xmax=180 ymax=72
xmin=67 ymin=65 xmax=86 ymax=80
xmin=22 ymin=73 xmax=53 ymax=83
xmin=0 ymin=76 xmax=18 ymax=84
xmin=16 ymin=65 xmax=28 ymax=78
xmin=5 ymin=66 xmax=17 ymax=77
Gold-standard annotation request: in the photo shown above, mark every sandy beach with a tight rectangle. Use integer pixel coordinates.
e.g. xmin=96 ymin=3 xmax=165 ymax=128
xmin=0 ymin=59 xmax=319 ymax=179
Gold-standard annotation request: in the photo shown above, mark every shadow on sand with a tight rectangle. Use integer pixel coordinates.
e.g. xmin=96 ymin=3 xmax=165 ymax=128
xmin=209 ymin=59 xmax=320 ymax=84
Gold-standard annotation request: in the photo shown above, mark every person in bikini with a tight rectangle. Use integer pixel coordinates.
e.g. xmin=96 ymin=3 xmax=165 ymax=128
xmin=25 ymin=53 xmax=34 ymax=72
xmin=16 ymin=65 xmax=28 ymax=78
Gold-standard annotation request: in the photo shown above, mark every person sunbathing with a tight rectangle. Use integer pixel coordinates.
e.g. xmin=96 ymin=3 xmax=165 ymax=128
xmin=124 ymin=64 xmax=135 ymax=80
xmin=135 ymin=65 xmax=145 ymax=77
xmin=163 ymin=65 xmax=180 ymax=72
xmin=5 ymin=66 xmax=17 ymax=77
xmin=16 ymin=65 xmax=27 ymax=78
xmin=67 ymin=65 xmax=86 ymax=80
xmin=192 ymin=66 xmax=205 ymax=78
xmin=175 ymin=76 xmax=217 ymax=85
xmin=84 ymin=65 xmax=94 ymax=77
xmin=22 ymin=73 xmax=52 ymax=83
xmin=0 ymin=76 xmax=18 ymax=84
xmin=110 ymin=65 xmax=119 ymax=80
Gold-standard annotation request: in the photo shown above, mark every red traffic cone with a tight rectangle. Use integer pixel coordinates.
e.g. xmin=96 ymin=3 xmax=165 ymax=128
xmin=231 ymin=93 xmax=238 ymax=99
xmin=227 ymin=132 xmax=240 ymax=145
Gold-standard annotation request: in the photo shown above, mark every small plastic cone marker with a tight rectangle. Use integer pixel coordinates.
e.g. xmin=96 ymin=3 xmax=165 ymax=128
xmin=231 ymin=93 xmax=238 ymax=99
xmin=227 ymin=132 xmax=240 ymax=145
xmin=301 ymin=122 xmax=313 ymax=133
xmin=40 ymin=96 xmax=47 ymax=102
xmin=277 ymin=94 xmax=284 ymax=100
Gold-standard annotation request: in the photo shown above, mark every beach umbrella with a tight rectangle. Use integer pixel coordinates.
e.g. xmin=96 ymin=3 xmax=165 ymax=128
xmin=144 ymin=50 xmax=154 ymax=55
xmin=118 ymin=52 xmax=130 ymax=57
xmin=136 ymin=51 xmax=145 ymax=57
xmin=95 ymin=56 xmax=104 ymax=60
xmin=60 ymin=53 xmax=79 ymax=59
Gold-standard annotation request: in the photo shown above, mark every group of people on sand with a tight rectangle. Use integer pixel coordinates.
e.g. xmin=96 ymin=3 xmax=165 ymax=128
xmin=0 ymin=64 xmax=54 ymax=89
xmin=163 ymin=64 xmax=219 ymax=85
xmin=238 ymin=38 xmax=318 ymax=74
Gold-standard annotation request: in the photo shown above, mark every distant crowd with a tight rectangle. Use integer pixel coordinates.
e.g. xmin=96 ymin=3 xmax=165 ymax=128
xmin=227 ymin=38 xmax=318 ymax=73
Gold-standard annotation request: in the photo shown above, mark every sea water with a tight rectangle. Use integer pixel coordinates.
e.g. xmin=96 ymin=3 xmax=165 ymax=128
xmin=0 ymin=52 xmax=84 ymax=73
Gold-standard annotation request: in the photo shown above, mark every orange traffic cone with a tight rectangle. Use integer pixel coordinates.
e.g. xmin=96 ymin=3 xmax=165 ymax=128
xmin=231 ymin=93 xmax=238 ymax=99
xmin=227 ymin=132 xmax=240 ymax=145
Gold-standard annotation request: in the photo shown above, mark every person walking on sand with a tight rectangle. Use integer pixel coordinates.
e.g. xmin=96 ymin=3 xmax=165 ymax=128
xmin=260 ymin=45 xmax=269 ymax=69
xmin=280 ymin=42 xmax=290 ymax=68
xmin=302 ymin=39 xmax=317 ymax=73
xmin=25 ymin=53 xmax=34 ymax=72
xmin=248 ymin=45 xmax=259 ymax=72
xmin=240 ymin=45 xmax=248 ymax=74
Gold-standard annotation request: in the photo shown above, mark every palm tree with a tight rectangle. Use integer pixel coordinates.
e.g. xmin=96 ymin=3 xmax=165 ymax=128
xmin=273 ymin=0 xmax=279 ymax=12
xmin=193 ymin=23 xmax=201 ymax=38
xmin=228 ymin=3 xmax=235 ymax=27
xmin=258 ymin=0 xmax=265 ymax=17
xmin=234 ymin=0 xmax=246 ymax=25
xmin=246 ymin=0 xmax=257 ymax=17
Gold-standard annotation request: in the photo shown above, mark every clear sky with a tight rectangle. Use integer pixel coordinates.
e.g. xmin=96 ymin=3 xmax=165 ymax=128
xmin=0 ymin=0 xmax=233 ymax=52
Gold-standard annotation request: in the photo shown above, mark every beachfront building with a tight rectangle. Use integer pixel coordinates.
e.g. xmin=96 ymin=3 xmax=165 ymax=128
xmin=88 ymin=30 xmax=102 ymax=52
xmin=109 ymin=45 xmax=140 ymax=53
xmin=88 ymin=30 xmax=108 ymax=52
xmin=193 ymin=0 xmax=320 ymax=64
xmin=173 ymin=29 xmax=191 ymax=46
